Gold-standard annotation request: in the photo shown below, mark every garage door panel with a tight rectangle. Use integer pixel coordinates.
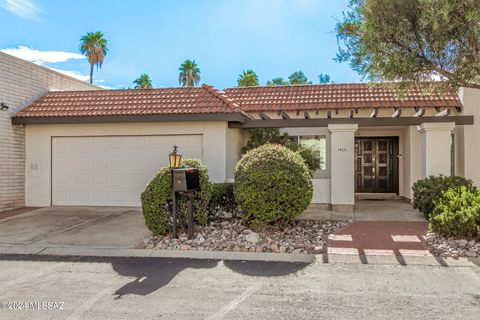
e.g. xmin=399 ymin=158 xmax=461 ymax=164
xmin=52 ymin=135 xmax=203 ymax=206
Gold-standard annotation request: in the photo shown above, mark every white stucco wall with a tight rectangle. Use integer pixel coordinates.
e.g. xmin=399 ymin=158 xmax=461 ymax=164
xmin=25 ymin=121 xmax=230 ymax=207
xmin=226 ymin=128 xmax=247 ymax=181
xmin=460 ymin=87 xmax=480 ymax=186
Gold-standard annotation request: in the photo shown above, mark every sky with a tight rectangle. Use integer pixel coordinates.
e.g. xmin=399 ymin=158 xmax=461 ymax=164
xmin=0 ymin=0 xmax=361 ymax=89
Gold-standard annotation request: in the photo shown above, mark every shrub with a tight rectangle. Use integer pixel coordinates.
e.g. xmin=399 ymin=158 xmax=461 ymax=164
xmin=234 ymin=143 xmax=313 ymax=225
xmin=141 ymin=159 xmax=212 ymax=235
xmin=430 ymin=186 xmax=480 ymax=239
xmin=412 ymin=175 xmax=474 ymax=219
xmin=208 ymin=183 xmax=240 ymax=218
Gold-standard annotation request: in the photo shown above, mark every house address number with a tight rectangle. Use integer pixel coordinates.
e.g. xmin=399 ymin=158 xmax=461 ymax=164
xmin=337 ymin=147 xmax=347 ymax=152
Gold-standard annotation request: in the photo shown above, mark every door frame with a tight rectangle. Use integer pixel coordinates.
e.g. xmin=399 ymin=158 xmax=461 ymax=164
xmin=354 ymin=136 xmax=399 ymax=194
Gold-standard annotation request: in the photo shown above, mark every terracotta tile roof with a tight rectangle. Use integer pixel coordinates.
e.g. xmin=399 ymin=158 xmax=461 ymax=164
xmin=15 ymin=84 xmax=242 ymax=118
xmin=223 ymin=83 xmax=461 ymax=111
xmin=14 ymin=82 xmax=461 ymax=120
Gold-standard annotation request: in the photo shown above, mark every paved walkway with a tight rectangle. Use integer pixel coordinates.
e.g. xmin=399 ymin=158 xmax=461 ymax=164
xmin=300 ymin=199 xmax=426 ymax=221
xmin=327 ymin=220 xmax=430 ymax=261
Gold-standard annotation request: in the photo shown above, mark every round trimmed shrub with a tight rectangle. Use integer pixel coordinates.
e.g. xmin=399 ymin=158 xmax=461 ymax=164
xmin=430 ymin=186 xmax=480 ymax=239
xmin=141 ymin=159 xmax=212 ymax=235
xmin=412 ymin=175 xmax=475 ymax=219
xmin=234 ymin=143 xmax=313 ymax=225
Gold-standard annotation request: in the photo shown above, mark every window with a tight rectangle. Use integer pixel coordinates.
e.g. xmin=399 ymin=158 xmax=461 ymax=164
xmin=290 ymin=135 xmax=327 ymax=176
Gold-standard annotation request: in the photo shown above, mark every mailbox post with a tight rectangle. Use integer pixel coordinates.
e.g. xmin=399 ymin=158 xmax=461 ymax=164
xmin=171 ymin=168 xmax=200 ymax=239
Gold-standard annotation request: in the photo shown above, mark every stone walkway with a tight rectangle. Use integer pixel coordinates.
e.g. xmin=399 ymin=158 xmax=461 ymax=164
xmin=327 ymin=221 xmax=430 ymax=259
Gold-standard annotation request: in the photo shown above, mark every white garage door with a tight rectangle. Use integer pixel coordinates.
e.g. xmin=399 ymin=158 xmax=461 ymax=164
xmin=52 ymin=135 xmax=203 ymax=206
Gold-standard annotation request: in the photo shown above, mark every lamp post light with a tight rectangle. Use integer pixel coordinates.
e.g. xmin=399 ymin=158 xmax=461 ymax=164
xmin=169 ymin=145 xmax=200 ymax=240
xmin=169 ymin=145 xmax=182 ymax=168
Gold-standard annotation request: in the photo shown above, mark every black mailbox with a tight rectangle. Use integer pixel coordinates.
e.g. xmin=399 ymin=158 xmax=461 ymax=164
xmin=172 ymin=168 xmax=200 ymax=192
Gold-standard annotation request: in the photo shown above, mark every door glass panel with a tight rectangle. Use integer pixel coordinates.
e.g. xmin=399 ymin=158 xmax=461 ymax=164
xmin=378 ymin=154 xmax=387 ymax=164
xmin=378 ymin=141 xmax=387 ymax=151
xmin=364 ymin=154 xmax=372 ymax=163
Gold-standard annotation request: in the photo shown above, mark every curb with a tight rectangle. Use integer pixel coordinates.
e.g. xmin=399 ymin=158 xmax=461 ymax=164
xmin=0 ymin=245 xmax=315 ymax=263
xmin=0 ymin=245 xmax=478 ymax=266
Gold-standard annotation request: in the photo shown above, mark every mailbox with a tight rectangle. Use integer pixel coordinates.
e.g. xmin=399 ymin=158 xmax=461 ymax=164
xmin=172 ymin=168 xmax=200 ymax=192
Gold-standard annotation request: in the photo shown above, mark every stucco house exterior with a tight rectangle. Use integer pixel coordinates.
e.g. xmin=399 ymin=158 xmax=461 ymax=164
xmin=0 ymin=52 xmax=98 ymax=212
xmin=8 ymin=80 xmax=479 ymax=213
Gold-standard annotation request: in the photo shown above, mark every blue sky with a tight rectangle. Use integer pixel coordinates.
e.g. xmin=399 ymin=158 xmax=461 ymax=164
xmin=0 ymin=0 xmax=361 ymax=89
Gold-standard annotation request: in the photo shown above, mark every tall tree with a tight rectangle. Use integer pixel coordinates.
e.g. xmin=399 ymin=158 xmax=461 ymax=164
xmin=288 ymin=71 xmax=312 ymax=85
xmin=266 ymin=77 xmax=288 ymax=86
xmin=133 ymin=73 xmax=153 ymax=89
xmin=79 ymin=31 xmax=108 ymax=84
xmin=237 ymin=70 xmax=259 ymax=87
xmin=178 ymin=59 xmax=201 ymax=87
xmin=318 ymin=73 xmax=332 ymax=84
xmin=336 ymin=0 xmax=480 ymax=89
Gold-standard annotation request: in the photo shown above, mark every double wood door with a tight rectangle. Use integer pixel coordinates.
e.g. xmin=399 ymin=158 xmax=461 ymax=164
xmin=354 ymin=137 xmax=399 ymax=193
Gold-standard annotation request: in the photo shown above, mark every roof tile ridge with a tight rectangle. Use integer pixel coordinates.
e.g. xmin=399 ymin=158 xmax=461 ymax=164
xmin=201 ymin=84 xmax=252 ymax=118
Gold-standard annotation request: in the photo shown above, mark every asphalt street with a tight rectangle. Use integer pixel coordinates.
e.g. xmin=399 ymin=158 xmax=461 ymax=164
xmin=0 ymin=254 xmax=479 ymax=320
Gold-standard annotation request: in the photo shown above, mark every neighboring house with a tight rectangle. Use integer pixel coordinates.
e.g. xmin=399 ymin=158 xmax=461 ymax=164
xmin=9 ymin=81 xmax=480 ymax=213
xmin=0 ymin=52 xmax=99 ymax=212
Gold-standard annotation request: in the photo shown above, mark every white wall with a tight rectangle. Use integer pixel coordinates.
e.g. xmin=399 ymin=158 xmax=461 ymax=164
xmin=460 ymin=87 xmax=480 ymax=186
xmin=25 ymin=121 xmax=229 ymax=207
xmin=226 ymin=128 xmax=247 ymax=181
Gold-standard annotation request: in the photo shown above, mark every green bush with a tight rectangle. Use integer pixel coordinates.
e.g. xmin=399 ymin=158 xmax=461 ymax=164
xmin=430 ymin=186 xmax=480 ymax=239
xmin=412 ymin=175 xmax=474 ymax=219
xmin=234 ymin=143 xmax=313 ymax=225
xmin=208 ymin=183 xmax=240 ymax=218
xmin=141 ymin=159 xmax=212 ymax=235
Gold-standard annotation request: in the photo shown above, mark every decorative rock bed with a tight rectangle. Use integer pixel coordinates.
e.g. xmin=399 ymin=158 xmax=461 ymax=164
xmin=143 ymin=219 xmax=350 ymax=254
xmin=425 ymin=232 xmax=480 ymax=258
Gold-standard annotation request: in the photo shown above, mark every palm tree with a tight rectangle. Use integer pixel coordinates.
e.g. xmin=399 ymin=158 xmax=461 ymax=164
xmin=237 ymin=70 xmax=259 ymax=87
xmin=178 ymin=59 xmax=201 ymax=87
xmin=79 ymin=31 xmax=108 ymax=84
xmin=133 ymin=73 xmax=153 ymax=89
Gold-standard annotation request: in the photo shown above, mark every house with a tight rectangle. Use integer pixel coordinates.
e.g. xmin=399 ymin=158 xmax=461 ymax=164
xmin=0 ymin=52 xmax=99 ymax=212
xmin=6 ymin=78 xmax=480 ymax=213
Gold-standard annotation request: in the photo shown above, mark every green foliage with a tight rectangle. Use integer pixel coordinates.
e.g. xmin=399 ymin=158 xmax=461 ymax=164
xmin=412 ymin=175 xmax=475 ymax=219
xmin=430 ymin=186 xmax=480 ymax=240
xmin=318 ymin=73 xmax=332 ymax=84
xmin=79 ymin=31 xmax=108 ymax=84
xmin=266 ymin=77 xmax=288 ymax=86
xmin=336 ymin=0 xmax=480 ymax=90
xmin=178 ymin=59 xmax=201 ymax=87
xmin=287 ymin=143 xmax=321 ymax=174
xmin=141 ymin=159 xmax=212 ymax=235
xmin=243 ymin=128 xmax=290 ymax=153
xmin=242 ymin=128 xmax=320 ymax=173
xmin=288 ymin=71 xmax=312 ymax=85
xmin=133 ymin=73 xmax=153 ymax=89
xmin=208 ymin=183 xmax=240 ymax=218
xmin=234 ymin=144 xmax=313 ymax=225
xmin=237 ymin=70 xmax=259 ymax=87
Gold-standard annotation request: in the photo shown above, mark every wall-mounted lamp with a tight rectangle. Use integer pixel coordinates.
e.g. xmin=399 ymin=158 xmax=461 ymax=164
xmin=0 ymin=103 xmax=9 ymax=111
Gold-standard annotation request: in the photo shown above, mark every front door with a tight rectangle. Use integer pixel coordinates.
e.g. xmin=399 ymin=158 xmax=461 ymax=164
xmin=354 ymin=137 xmax=399 ymax=193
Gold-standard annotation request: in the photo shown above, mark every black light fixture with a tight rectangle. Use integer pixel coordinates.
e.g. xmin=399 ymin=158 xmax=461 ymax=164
xmin=169 ymin=145 xmax=182 ymax=168
xmin=0 ymin=103 xmax=9 ymax=111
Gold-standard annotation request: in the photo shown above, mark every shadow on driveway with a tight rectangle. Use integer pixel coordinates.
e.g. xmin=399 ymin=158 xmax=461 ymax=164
xmin=0 ymin=254 xmax=309 ymax=298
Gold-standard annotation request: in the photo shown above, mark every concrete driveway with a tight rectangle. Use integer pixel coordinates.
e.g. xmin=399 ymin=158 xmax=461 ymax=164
xmin=0 ymin=206 xmax=150 ymax=248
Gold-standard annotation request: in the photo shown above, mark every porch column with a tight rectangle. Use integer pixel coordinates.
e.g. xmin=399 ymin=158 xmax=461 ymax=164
xmin=417 ymin=122 xmax=455 ymax=177
xmin=328 ymin=124 xmax=358 ymax=212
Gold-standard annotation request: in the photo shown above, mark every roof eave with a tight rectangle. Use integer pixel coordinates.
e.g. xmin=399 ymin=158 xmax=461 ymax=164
xmin=11 ymin=112 xmax=248 ymax=125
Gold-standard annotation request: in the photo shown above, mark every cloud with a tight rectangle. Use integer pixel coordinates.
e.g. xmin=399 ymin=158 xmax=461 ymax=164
xmin=1 ymin=0 xmax=41 ymax=20
xmin=1 ymin=46 xmax=85 ymax=65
